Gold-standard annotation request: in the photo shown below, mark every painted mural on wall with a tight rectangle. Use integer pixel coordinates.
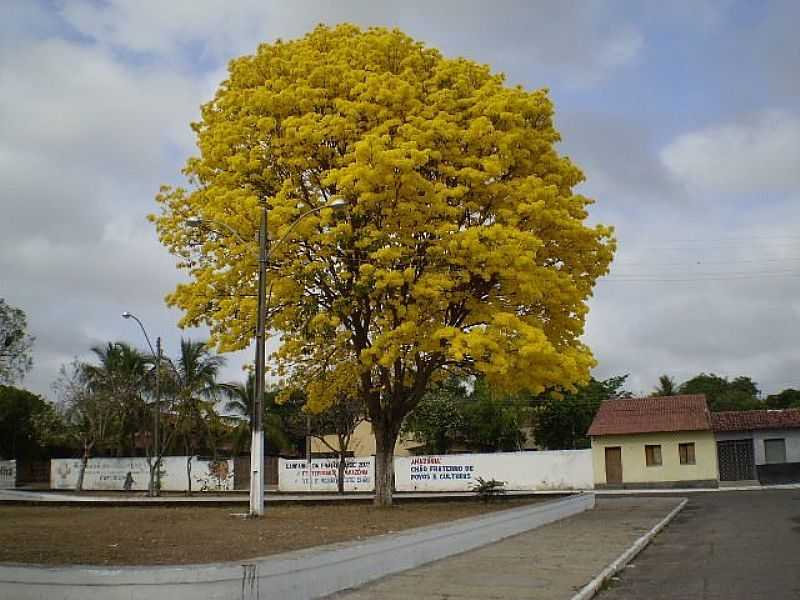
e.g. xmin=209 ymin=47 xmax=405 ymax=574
xmin=0 ymin=460 xmax=16 ymax=489
xmin=50 ymin=457 xmax=234 ymax=492
xmin=277 ymin=451 xmax=593 ymax=493
xmin=394 ymin=450 xmax=594 ymax=492
xmin=279 ymin=457 xmax=375 ymax=492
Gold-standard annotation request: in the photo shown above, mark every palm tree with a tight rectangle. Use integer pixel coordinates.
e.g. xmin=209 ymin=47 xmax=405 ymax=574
xmin=168 ymin=338 xmax=227 ymax=495
xmin=222 ymin=374 xmax=293 ymax=456
xmin=653 ymin=375 xmax=678 ymax=397
xmin=83 ymin=342 xmax=148 ymax=456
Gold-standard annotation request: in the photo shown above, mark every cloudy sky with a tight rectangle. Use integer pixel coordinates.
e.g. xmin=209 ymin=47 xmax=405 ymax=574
xmin=2 ymin=0 xmax=799 ymax=399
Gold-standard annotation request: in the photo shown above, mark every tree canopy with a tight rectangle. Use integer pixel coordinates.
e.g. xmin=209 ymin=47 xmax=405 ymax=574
xmin=402 ymin=377 xmax=527 ymax=454
xmin=152 ymin=25 xmax=615 ymax=504
xmin=533 ymin=375 xmax=630 ymax=450
xmin=765 ymin=388 xmax=800 ymax=410
xmin=678 ymin=373 xmax=761 ymax=412
xmin=0 ymin=385 xmax=51 ymax=459
xmin=0 ymin=299 xmax=35 ymax=385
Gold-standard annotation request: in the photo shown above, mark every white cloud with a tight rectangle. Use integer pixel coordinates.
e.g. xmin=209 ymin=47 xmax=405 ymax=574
xmin=661 ymin=110 xmax=800 ymax=193
xmin=58 ymin=0 xmax=642 ymax=89
xmin=59 ymin=0 xmax=272 ymax=59
xmin=0 ymin=31 xmax=211 ymax=396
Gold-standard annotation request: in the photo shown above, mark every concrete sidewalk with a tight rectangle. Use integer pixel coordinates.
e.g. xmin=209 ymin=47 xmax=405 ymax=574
xmin=3 ymin=484 xmax=796 ymax=505
xmin=0 ymin=488 xmax=571 ymax=505
xmin=329 ymin=497 xmax=684 ymax=600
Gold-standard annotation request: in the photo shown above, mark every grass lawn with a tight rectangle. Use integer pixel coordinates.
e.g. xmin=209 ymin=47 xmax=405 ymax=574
xmin=0 ymin=498 xmax=546 ymax=566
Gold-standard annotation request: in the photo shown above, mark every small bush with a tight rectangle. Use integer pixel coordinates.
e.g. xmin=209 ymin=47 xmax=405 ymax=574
xmin=470 ymin=477 xmax=506 ymax=503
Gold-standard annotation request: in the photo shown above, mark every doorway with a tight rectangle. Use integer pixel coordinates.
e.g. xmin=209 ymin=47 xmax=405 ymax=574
xmin=717 ymin=439 xmax=755 ymax=481
xmin=605 ymin=447 xmax=623 ymax=484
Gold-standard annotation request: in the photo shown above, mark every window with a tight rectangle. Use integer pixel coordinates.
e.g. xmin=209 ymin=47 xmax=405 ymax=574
xmin=764 ymin=438 xmax=787 ymax=464
xmin=645 ymin=444 xmax=662 ymax=466
xmin=679 ymin=443 xmax=696 ymax=465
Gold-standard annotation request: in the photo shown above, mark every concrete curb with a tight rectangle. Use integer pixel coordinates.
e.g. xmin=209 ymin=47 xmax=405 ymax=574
xmin=570 ymin=497 xmax=688 ymax=600
xmin=0 ymin=488 xmax=572 ymax=507
xmin=0 ymin=493 xmax=594 ymax=600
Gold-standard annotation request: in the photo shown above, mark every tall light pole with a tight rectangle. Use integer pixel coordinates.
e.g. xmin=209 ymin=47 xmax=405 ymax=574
xmin=188 ymin=196 xmax=347 ymax=517
xmin=121 ymin=312 xmax=163 ymax=497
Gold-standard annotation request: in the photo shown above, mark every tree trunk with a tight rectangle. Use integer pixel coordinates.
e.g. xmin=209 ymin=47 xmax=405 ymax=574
xmin=186 ymin=455 xmax=192 ymax=496
xmin=337 ymin=452 xmax=346 ymax=494
xmin=147 ymin=455 xmax=155 ymax=497
xmin=76 ymin=442 xmax=92 ymax=493
xmin=373 ymin=422 xmax=399 ymax=507
xmin=147 ymin=454 xmax=162 ymax=497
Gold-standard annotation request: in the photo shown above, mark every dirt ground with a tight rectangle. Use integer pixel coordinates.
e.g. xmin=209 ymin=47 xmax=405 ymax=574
xmin=0 ymin=498 xmax=545 ymax=566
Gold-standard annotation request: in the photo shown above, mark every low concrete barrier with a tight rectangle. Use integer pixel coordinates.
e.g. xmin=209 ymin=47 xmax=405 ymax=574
xmin=0 ymin=493 xmax=594 ymax=600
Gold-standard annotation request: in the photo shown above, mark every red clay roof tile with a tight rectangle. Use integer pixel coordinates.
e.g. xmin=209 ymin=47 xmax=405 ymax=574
xmin=711 ymin=409 xmax=800 ymax=432
xmin=588 ymin=394 xmax=711 ymax=436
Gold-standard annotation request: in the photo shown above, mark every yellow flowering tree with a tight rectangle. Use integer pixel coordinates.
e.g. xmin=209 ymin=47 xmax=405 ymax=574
xmin=152 ymin=25 xmax=615 ymax=506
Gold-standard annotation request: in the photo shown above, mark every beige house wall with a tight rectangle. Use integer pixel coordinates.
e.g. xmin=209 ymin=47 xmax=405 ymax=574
xmin=310 ymin=420 xmax=423 ymax=457
xmin=591 ymin=430 xmax=719 ymax=486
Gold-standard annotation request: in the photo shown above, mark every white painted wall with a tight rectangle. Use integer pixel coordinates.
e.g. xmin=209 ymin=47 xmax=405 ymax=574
xmin=279 ymin=457 xmax=374 ymax=492
xmin=50 ymin=457 xmax=234 ymax=492
xmin=277 ymin=451 xmax=593 ymax=492
xmin=0 ymin=460 xmax=15 ymax=489
xmin=715 ymin=429 xmax=800 ymax=464
xmin=395 ymin=450 xmax=594 ymax=492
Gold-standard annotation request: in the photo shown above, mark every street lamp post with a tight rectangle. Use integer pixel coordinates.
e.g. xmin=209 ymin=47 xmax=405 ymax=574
xmin=121 ymin=312 xmax=163 ymax=497
xmin=189 ymin=196 xmax=347 ymax=517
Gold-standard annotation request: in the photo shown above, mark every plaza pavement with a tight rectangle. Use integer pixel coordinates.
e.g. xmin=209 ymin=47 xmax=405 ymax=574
xmin=598 ymin=489 xmax=800 ymax=600
xmin=328 ymin=497 xmax=684 ymax=600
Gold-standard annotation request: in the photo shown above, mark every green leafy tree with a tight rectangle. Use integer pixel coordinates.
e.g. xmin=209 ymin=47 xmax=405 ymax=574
xmin=53 ymin=360 xmax=119 ymax=491
xmin=765 ymin=388 xmax=800 ymax=410
xmin=461 ymin=379 xmax=527 ymax=452
xmin=534 ymin=375 xmax=630 ymax=450
xmin=305 ymin=394 xmax=365 ymax=493
xmin=403 ymin=378 xmax=528 ymax=454
xmin=679 ymin=373 xmax=761 ymax=411
xmin=0 ymin=299 xmax=35 ymax=385
xmin=0 ymin=385 xmax=51 ymax=459
xmin=402 ymin=378 xmax=468 ymax=455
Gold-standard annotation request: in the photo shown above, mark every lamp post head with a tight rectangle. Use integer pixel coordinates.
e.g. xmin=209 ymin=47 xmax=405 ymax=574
xmin=186 ymin=216 xmax=204 ymax=228
xmin=327 ymin=197 xmax=348 ymax=213
xmin=121 ymin=312 xmax=132 ymax=319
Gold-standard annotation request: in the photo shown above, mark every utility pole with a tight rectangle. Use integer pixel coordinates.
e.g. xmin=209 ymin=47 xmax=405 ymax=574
xmin=185 ymin=196 xmax=347 ymax=517
xmin=154 ymin=336 xmax=162 ymax=496
xmin=306 ymin=413 xmax=312 ymax=492
xmin=251 ymin=200 xmax=268 ymax=516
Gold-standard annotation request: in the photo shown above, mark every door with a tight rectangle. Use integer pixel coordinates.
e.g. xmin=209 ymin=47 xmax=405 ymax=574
xmin=605 ymin=447 xmax=623 ymax=484
xmin=717 ymin=439 xmax=755 ymax=481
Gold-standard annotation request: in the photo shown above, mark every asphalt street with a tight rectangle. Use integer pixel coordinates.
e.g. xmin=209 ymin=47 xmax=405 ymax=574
xmin=599 ymin=490 xmax=800 ymax=600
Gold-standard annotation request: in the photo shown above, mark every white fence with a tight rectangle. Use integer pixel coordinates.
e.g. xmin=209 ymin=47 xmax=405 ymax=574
xmin=279 ymin=457 xmax=375 ymax=492
xmin=0 ymin=460 xmax=15 ymax=489
xmin=278 ymin=450 xmax=593 ymax=493
xmin=50 ymin=457 xmax=234 ymax=492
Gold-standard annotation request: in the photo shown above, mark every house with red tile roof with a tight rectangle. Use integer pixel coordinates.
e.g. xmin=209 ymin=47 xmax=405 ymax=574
xmin=588 ymin=395 xmax=720 ymax=489
xmin=712 ymin=408 xmax=800 ymax=484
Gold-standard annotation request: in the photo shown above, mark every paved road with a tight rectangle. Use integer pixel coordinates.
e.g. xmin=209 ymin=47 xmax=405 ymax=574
xmin=599 ymin=490 xmax=800 ymax=600
xmin=330 ymin=497 xmax=683 ymax=600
